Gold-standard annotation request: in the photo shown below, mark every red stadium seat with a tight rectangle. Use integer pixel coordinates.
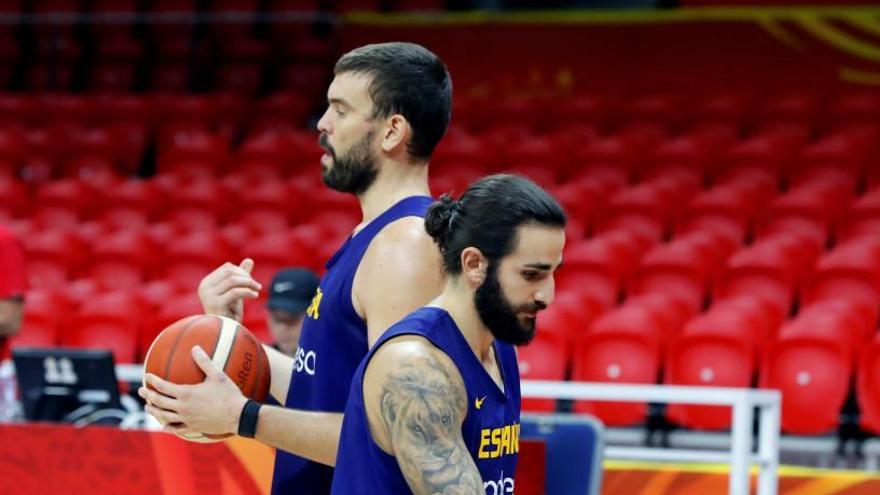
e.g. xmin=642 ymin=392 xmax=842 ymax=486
xmin=518 ymin=334 xmax=567 ymax=413
xmin=623 ymin=92 xmax=685 ymax=128
xmin=630 ymin=237 xmax=720 ymax=312
xmin=34 ymin=178 xmax=97 ymax=219
xmin=802 ymin=240 xmax=880 ymax=312
xmin=574 ymin=135 xmax=636 ymax=171
xmin=837 ymin=187 xmax=880 ymax=243
xmin=716 ymin=239 xmax=805 ymax=317
xmin=8 ymin=289 xmax=62 ymax=353
xmin=247 ymin=232 xmax=318 ymax=290
xmin=89 ymin=230 xmax=156 ymax=290
xmin=536 ymin=291 xmax=603 ymax=346
xmin=67 ymin=292 xmax=141 ymax=363
xmin=762 ymin=182 xmax=852 ymax=237
xmin=159 ymin=231 xmax=235 ymax=291
xmin=760 ymin=310 xmax=854 ymax=434
xmin=665 ymin=306 xmax=761 ymax=430
xmin=248 ymin=92 xmax=312 ymax=133
xmin=556 ymin=236 xmax=641 ymax=309
xmin=0 ymin=177 xmax=29 ymax=218
xmin=216 ymin=63 xmax=264 ymax=95
xmin=595 ymin=183 xmax=678 ymax=243
xmin=675 ymin=184 xmax=755 ymax=247
xmin=571 ymin=304 xmax=666 ymax=426
xmin=755 ymin=90 xmax=821 ymax=124
xmin=24 ymin=230 xmax=85 ymax=288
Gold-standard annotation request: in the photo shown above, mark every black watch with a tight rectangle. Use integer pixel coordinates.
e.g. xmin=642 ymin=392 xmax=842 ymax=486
xmin=238 ymin=399 xmax=262 ymax=438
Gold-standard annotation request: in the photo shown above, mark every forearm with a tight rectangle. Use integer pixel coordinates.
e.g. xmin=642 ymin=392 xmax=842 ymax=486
xmin=263 ymin=344 xmax=292 ymax=404
xmin=254 ymin=406 xmax=343 ymax=467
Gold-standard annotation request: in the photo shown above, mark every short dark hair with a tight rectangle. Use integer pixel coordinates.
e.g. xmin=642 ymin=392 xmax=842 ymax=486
xmin=425 ymin=174 xmax=567 ymax=275
xmin=334 ymin=42 xmax=452 ymax=161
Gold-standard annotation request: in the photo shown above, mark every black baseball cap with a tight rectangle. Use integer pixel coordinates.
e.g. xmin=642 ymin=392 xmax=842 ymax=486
xmin=267 ymin=268 xmax=320 ymax=315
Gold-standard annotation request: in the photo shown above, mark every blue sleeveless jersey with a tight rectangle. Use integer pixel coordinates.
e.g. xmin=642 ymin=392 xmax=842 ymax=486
xmin=330 ymin=307 xmax=522 ymax=495
xmin=271 ymin=196 xmax=434 ymax=495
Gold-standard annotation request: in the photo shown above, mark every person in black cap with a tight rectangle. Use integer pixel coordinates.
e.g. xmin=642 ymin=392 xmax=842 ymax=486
xmin=266 ymin=267 xmax=320 ymax=357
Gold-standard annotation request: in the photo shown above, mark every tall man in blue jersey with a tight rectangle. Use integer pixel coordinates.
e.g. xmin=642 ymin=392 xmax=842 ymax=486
xmin=331 ymin=174 xmax=566 ymax=494
xmin=139 ymin=42 xmax=451 ymax=494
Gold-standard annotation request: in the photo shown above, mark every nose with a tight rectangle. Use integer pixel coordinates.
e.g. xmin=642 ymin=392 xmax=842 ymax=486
xmin=316 ymin=106 xmax=332 ymax=134
xmin=535 ymin=277 xmax=555 ymax=308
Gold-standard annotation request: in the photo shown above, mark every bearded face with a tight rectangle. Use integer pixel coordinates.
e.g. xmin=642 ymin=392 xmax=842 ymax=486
xmin=319 ymin=130 xmax=379 ymax=195
xmin=474 ymin=261 xmax=546 ymax=346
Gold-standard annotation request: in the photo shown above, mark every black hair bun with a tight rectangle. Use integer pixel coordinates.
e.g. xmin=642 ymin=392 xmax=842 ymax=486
xmin=425 ymin=194 xmax=458 ymax=246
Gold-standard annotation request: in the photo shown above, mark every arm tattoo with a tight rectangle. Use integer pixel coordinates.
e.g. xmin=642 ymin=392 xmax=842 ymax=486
xmin=380 ymin=353 xmax=483 ymax=495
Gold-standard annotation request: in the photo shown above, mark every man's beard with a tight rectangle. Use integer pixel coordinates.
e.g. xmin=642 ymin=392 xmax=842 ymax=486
xmin=474 ymin=263 xmax=546 ymax=346
xmin=319 ymin=131 xmax=379 ymax=195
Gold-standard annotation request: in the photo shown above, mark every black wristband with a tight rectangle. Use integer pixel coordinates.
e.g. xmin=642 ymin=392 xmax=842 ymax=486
xmin=238 ymin=399 xmax=262 ymax=438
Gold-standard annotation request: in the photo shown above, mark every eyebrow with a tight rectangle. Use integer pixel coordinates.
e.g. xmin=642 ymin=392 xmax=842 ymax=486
xmin=523 ymin=263 xmax=553 ymax=271
xmin=328 ymin=97 xmax=352 ymax=109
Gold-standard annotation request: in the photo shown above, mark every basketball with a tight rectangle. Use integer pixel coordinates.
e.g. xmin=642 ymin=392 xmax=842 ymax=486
xmin=143 ymin=314 xmax=271 ymax=442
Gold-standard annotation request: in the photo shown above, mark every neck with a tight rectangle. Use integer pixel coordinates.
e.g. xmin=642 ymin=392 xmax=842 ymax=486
xmin=433 ymin=278 xmax=495 ymax=363
xmin=356 ymin=159 xmax=431 ymax=224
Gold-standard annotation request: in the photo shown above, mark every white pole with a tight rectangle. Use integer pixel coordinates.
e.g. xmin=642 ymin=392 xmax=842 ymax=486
xmin=757 ymin=398 xmax=781 ymax=495
xmin=730 ymin=400 xmax=754 ymax=495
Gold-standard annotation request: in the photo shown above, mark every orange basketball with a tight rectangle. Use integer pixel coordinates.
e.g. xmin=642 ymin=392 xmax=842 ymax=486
xmin=143 ymin=314 xmax=271 ymax=442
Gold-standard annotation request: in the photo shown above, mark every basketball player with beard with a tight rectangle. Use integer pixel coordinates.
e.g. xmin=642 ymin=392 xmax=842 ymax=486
xmin=330 ymin=174 xmax=566 ymax=494
xmin=140 ymin=42 xmax=450 ymax=495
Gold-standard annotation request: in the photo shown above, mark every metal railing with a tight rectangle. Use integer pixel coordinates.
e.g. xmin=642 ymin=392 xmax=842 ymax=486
xmin=522 ymin=380 xmax=781 ymax=495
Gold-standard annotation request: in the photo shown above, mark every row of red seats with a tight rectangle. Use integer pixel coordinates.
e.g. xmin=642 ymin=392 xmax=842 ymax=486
xmin=1 ymin=91 xmax=877 ymax=136
xmin=2 ymin=284 xmax=276 ymax=365
xmin=1 ymin=121 xmax=876 ymax=200
xmin=2 ymin=160 xmax=875 ymax=252
xmin=0 ymin=92 xmax=312 ymax=128
xmin=453 ymin=90 xmax=880 ymax=132
xmin=7 ymin=60 xmax=328 ymax=95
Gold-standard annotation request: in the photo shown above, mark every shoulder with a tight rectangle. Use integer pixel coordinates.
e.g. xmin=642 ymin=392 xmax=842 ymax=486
xmin=364 ymin=334 xmax=466 ymax=409
xmin=368 ymin=216 xmax=436 ymax=260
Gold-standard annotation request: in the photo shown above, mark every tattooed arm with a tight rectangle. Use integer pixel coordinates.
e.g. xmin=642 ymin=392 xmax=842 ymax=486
xmin=362 ymin=336 xmax=483 ymax=495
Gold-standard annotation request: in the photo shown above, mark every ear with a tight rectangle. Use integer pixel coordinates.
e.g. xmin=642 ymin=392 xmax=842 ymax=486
xmin=460 ymin=247 xmax=488 ymax=286
xmin=380 ymin=114 xmax=409 ymax=154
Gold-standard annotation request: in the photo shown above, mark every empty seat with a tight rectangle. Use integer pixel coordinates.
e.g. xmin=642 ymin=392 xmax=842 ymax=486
xmin=159 ymin=231 xmax=235 ymax=291
xmin=89 ymin=230 xmax=156 ymax=290
xmin=596 ymin=181 xmax=687 ymax=243
xmin=555 ymin=236 xmax=638 ymax=309
xmin=247 ymin=231 xmax=318 ymax=289
xmin=803 ymin=239 xmax=880 ymax=311
xmin=665 ymin=305 xmax=764 ymax=430
xmin=630 ymin=237 xmax=720 ymax=312
xmin=715 ymin=239 xmax=805 ymax=317
xmin=535 ymin=291 xmax=603 ymax=346
xmin=676 ymin=184 xmax=755 ymax=247
xmin=24 ymin=230 xmax=85 ymax=288
xmin=762 ymin=182 xmax=852 ymax=237
xmin=571 ymin=304 xmax=667 ymax=426
xmin=837 ymin=187 xmax=880 ymax=243
xmin=8 ymin=289 xmax=62 ymax=353
xmin=518 ymin=334 xmax=567 ymax=413
xmin=0 ymin=177 xmax=28 ymax=218
xmin=760 ymin=311 xmax=854 ymax=434
xmin=66 ymin=292 xmax=140 ymax=363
